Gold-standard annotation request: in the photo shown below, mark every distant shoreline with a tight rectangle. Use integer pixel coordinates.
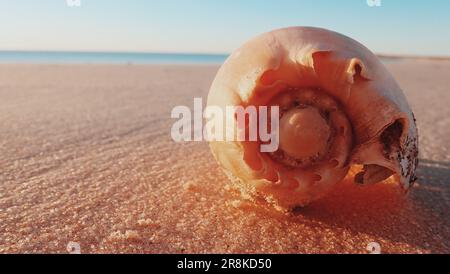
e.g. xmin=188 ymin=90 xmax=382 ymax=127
xmin=0 ymin=51 xmax=229 ymax=65
xmin=0 ymin=50 xmax=448 ymax=65
xmin=377 ymin=54 xmax=450 ymax=61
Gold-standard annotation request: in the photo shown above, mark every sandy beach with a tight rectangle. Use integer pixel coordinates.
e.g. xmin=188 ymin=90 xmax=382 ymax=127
xmin=0 ymin=59 xmax=449 ymax=254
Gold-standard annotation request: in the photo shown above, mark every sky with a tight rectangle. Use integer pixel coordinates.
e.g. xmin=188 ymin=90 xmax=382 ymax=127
xmin=0 ymin=0 xmax=449 ymax=56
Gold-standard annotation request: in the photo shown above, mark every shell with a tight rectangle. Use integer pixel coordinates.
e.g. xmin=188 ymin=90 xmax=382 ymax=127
xmin=207 ymin=27 xmax=418 ymax=210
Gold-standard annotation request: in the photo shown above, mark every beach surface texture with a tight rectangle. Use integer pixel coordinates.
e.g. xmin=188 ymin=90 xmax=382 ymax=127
xmin=0 ymin=59 xmax=449 ymax=253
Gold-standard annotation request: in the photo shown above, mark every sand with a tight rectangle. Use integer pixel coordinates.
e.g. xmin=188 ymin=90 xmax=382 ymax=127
xmin=0 ymin=60 xmax=449 ymax=254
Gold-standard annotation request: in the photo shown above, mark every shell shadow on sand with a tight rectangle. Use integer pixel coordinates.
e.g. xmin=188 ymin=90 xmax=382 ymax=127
xmin=286 ymin=159 xmax=450 ymax=253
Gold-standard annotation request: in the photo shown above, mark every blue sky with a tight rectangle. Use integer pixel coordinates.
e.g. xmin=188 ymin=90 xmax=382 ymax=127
xmin=0 ymin=0 xmax=449 ymax=56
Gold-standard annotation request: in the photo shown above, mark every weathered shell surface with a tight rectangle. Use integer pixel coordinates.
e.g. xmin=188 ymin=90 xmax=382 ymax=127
xmin=207 ymin=27 xmax=418 ymax=209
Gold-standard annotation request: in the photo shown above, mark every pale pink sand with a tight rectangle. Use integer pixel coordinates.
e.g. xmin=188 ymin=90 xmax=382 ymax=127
xmin=0 ymin=60 xmax=449 ymax=254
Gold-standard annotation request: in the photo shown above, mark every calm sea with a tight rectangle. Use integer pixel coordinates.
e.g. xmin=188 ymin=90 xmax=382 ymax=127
xmin=0 ymin=51 xmax=401 ymax=65
xmin=0 ymin=51 xmax=229 ymax=65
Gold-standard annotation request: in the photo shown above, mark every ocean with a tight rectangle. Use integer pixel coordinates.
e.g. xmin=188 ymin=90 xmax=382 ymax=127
xmin=0 ymin=51 xmax=402 ymax=65
xmin=0 ymin=51 xmax=229 ymax=65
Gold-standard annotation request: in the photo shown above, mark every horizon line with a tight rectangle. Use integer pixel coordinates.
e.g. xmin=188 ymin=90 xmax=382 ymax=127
xmin=1 ymin=49 xmax=450 ymax=61
xmin=0 ymin=49 xmax=231 ymax=56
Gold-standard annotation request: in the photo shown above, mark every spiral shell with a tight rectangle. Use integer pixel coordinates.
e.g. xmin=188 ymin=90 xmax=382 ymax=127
xmin=207 ymin=27 xmax=418 ymax=209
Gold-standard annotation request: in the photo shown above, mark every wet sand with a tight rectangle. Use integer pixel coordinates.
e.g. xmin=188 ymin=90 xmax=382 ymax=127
xmin=0 ymin=60 xmax=449 ymax=253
